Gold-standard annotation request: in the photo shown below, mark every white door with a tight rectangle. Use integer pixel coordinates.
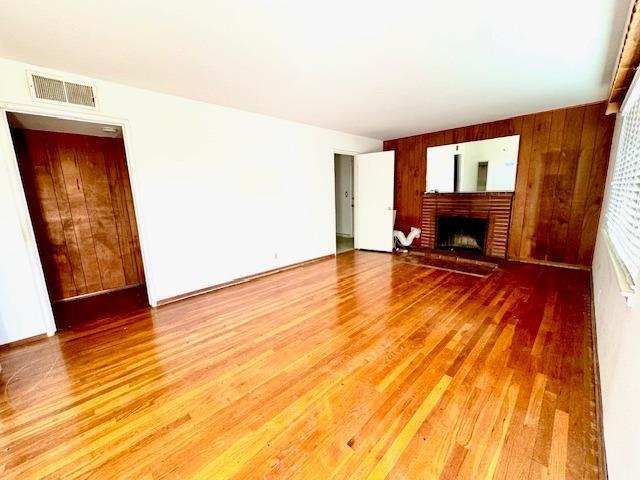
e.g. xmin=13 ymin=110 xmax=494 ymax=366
xmin=354 ymin=151 xmax=395 ymax=252
xmin=335 ymin=155 xmax=353 ymax=236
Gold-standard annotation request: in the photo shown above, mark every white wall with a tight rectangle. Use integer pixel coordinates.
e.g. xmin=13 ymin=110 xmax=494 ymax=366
xmin=459 ymin=136 xmax=519 ymax=191
xmin=0 ymin=58 xmax=381 ymax=345
xmin=458 ymin=143 xmax=478 ymax=192
xmin=426 ymin=144 xmax=456 ymax=192
xmin=334 ymin=154 xmax=353 ymax=236
xmin=592 ymin=114 xmax=640 ymax=480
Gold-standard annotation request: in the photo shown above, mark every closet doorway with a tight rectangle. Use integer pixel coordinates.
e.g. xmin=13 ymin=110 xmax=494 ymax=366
xmin=7 ymin=112 xmax=148 ymax=329
xmin=334 ymin=153 xmax=354 ymax=254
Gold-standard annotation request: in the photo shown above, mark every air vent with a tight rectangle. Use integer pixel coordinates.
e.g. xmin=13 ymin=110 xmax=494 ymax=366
xmin=32 ymin=75 xmax=66 ymax=102
xmin=64 ymin=81 xmax=95 ymax=107
xmin=29 ymin=73 xmax=97 ymax=108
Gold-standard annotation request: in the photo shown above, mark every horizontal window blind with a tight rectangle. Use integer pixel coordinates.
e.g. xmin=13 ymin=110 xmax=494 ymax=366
xmin=606 ymin=92 xmax=640 ymax=287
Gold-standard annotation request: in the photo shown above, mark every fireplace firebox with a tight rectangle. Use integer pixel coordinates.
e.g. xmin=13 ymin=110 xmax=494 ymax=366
xmin=436 ymin=216 xmax=488 ymax=253
xmin=421 ymin=193 xmax=513 ymax=258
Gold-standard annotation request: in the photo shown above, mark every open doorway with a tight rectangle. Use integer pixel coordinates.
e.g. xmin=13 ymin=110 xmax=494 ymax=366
xmin=334 ymin=153 xmax=354 ymax=254
xmin=7 ymin=112 xmax=148 ymax=330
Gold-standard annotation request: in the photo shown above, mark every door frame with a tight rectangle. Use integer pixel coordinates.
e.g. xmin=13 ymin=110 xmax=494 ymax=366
xmin=352 ymin=151 xmax=395 ymax=252
xmin=0 ymin=101 xmax=157 ymax=338
xmin=332 ymin=148 xmax=360 ymax=255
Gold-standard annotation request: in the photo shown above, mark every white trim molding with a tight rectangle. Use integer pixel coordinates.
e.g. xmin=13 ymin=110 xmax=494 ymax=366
xmin=0 ymin=101 xmax=158 ymax=342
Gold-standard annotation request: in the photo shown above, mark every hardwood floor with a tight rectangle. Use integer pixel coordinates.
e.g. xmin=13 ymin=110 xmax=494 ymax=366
xmin=0 ymin=252 xmax=600 ymax=479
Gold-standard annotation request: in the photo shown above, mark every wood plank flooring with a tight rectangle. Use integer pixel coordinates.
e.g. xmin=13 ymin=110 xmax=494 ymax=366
xmin=0 ymin=251 xmax=600 ymax=479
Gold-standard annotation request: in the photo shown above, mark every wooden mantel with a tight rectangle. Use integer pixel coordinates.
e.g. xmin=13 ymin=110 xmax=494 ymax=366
xmin=421 ymin=192 xmax=514 ymax=258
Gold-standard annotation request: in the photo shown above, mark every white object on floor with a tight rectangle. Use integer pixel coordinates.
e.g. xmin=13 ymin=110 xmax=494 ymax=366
xmin=394 ymin=227 xmax=421 ymax=247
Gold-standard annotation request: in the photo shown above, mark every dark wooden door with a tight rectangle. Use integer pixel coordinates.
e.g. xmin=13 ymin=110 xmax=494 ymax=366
xmin=11 ymin=129 xmax=145 ymax=302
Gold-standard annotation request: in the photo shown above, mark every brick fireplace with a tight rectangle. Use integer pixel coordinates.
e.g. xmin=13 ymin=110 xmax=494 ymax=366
xmin=421 ymin=192 xmax=514 ymax=258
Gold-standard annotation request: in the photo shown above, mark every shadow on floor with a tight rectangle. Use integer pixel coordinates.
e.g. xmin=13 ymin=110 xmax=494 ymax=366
xmin=336 ymin=236 xmax=354 ymax=254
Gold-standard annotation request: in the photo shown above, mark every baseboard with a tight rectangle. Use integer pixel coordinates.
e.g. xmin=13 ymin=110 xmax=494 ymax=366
xmin=511 ymin=257 xmax=590 ymax=271
xmin=0 ymin=333 xmax=48 ymax=351
xmin=157 ymin=254 xmax=335 ymax=306
xmin=52 ymin=283 xmax=144 ymax=303
xmin=589 ymin=274 xmax=609 ymax=480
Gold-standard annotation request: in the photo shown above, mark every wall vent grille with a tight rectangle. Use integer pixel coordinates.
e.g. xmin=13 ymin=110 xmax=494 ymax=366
xmin=30 ymin=73 xmax=97 ymax=108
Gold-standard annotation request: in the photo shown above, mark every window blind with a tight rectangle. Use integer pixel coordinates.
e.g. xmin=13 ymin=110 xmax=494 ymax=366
xmin=606 ymin=91 xmax=640 ymax=287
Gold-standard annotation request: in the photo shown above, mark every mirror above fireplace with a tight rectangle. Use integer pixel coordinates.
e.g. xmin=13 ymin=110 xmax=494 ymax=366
xmin=426 ymin=135 xmax=520 ymax=193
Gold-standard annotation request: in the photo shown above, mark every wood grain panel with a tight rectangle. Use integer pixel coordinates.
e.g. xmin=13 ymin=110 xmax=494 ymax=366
xmin=11 ymin=129 xmax=145 ymax=302
xmin=508 ymin=114 xmax=535 ymax=259
xmin=56 ymin=134 xmax=104 ymax=293
xmin=76 ymin=136 xmax=126 ymax=290
xmin=385 ymin=102 xmax=615 ymax=267
xmin=104 ymin=138 xmax=145 ymax=285
xmin=533 ymin=109 xmax=566 ymax=259
xmin=608 ymin=0 xmax=640 ymax=113
xmin=564 ymin=104 xmax=601 ymax=265
xmin=520 ymin=111 xmax=553 ymax=258
xmin=548 ymin=107 xmax=585 ymax=260
xmin=0 ymin=252 xmax=601 ymax=478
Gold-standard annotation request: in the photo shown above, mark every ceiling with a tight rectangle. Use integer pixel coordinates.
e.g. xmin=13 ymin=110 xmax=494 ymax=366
xmin=0 ymin=0 xmax=631 ymax=140
xmin=7 ymin=113 xmax=122 ymax=138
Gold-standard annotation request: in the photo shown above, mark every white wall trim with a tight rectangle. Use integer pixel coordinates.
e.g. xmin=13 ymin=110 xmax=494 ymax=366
xmin=600 ymin=228 xmax=636 ymax=306
xmin=0 ymin=101 xmax=158 ymax=340
xmin=0 ymin=108 xmax=55 ymax=336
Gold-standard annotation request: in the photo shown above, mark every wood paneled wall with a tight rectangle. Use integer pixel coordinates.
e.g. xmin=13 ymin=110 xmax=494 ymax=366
xmin=384 ymin=102 xmax=615 ymax=267
xmin=12 ymin=129 xmax=145 ymax=301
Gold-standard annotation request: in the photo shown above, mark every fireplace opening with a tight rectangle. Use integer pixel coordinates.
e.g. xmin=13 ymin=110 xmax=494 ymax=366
xmin=436 ymin=216 xmax=488 ymax=253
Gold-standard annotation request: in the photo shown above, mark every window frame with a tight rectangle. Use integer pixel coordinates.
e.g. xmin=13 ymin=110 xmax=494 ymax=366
xmin=603 ymin=69 xmax=640 ymax=302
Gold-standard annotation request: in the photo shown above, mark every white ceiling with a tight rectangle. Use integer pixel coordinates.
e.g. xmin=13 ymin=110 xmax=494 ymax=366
xmin=0 ymin=0 xmax=631 ymax=140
